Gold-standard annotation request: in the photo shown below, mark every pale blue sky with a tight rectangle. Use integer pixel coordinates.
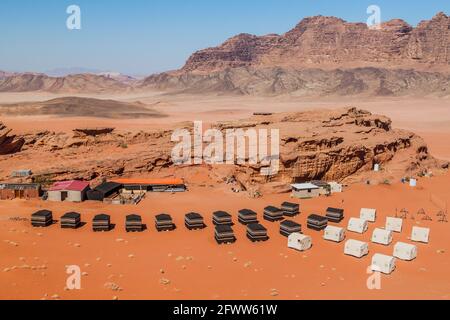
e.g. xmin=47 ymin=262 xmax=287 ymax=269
xmin=0 ymin=0 xmax=448 ymax=75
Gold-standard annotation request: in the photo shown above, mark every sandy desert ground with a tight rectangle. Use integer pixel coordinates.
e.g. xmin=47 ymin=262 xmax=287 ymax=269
xmin=0 ymin=92 xmax=449 ymax=300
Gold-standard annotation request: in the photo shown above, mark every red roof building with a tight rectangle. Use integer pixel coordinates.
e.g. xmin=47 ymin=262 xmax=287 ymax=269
xmin=47 ymin=181 xmax=90 ymax=202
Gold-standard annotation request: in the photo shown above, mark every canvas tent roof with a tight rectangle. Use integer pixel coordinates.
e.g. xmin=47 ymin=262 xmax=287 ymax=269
xmin=93 ymin=214 xmax=110 ymax=221
xmin=62 ymin=212 xmax=81 ymax=219
xmin=49 ymin=180 xmax=90 ymax=192
xmin=327 ymin=207 xmax=344 ymax=214
xmin=32 ymin=210 xmax=52 ymax=218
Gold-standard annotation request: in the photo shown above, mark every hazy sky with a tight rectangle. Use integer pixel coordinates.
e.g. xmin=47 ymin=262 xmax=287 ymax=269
xmin=0 ymin=0 xmax=448 ymax=75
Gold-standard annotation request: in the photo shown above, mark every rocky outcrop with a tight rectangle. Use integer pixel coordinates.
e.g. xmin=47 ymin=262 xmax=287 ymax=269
xmin=142 ymin=67 xmax=450 ymax=97
xmin=0 ymin=123 xmax=25 ymax=155
xmin=181 ymin=13 xmax=450 ymax=73
xmin=0 ymin=108 xmax=446 ymax=191
xmin=141 ymin=12 xmax=450 ymax=97
xmin=73 ymin=128 xmax=115 ymax=138
xmin=212 ymin=108 xmax=446 ymax=189
xmin=0 ymin=73 xmax=128 ymax=93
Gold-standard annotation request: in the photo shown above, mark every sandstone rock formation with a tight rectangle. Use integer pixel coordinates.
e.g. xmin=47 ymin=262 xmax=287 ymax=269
xmin=141 ymin=12 xmax=450 ymax=96
xmin=0 ymin=108 xmax=446 ymax=191
xmin=181 ymin=13 xmax=450 ymax=73
xmin=0 ymin=123 xmax=25 ymax=155
xmin=219 ymin=108 xmax=445 ymax=189
xmin=0 ymin=73 xmax=128 ymax=93
xmin=142 ymin=67 xmax=450 ymax=96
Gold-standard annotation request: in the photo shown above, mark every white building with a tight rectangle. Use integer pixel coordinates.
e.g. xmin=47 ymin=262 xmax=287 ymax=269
xmin=371 ymin=228 xmax=393 ymax=246
xmin=360 ymin=208 xmax=377 ymax=222
xmin=344 ymin=239 xmax=369 ymax=258
xmin=411 ymin=227 xmax=430 ymax=244
xmin=371 ymin=254 xmax=396 ymax=275
xmin=323 ymin=226 xmax=346 ymax=243
xmin=328 ymin=182 xmax=343 ymax=193
xmin=386 ymin=217 xmax=403 ymax=233
xmin=291 ymin=183 xmax=321 ymax=199
xmin=347 ymin=218 xmax=369 ymax=234
xmin=393 ymin=242 xmax=418 ymax=261
xmin=288 ymin=233 xmax=312 ymax=252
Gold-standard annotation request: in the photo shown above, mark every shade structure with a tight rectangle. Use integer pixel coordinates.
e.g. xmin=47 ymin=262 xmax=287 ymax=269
xmin=280 ymin=220 xmax=302 ymax=237
xmin=92 ymin=214 xmax=111 ymax=232
xmin=126 ymin=214 xmax=144 ymax=232
xmin=238 ymin=209 xmax=258 ymax=225
xmin=155 ymin=214 xmax=176 ymax=232
xmin=247 ymin=223 xmax=269 ymax=242
xmin=212 ymin=211 xmax=233 ymax=226
xmin=185 ymin=212 xmax=206 ymax=230
xmin=326 ymin=207 xmax=345 ymax=223
xmin=281 ymin=202 xmax=300 ymax=217
xmin=307 ymin=214 xmax=328 ymax=231
xmin=60 ymin=212 xmax=82 ymax=229
xmin=215 ymin=225 xmax=236 ymax=244
xmin=31 ymin=210 xmax=53 ymax=227
xmin=263 ymin=206 xmax=284 ymax=222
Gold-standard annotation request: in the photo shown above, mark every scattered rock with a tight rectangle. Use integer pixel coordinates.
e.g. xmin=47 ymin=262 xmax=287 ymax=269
xmin=104 ymin=282 xmax=123 ymax=292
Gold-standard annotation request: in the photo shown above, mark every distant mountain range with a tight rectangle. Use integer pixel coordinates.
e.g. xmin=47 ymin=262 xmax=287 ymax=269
xmin=1 ymin=12 xmax=449 ymax=96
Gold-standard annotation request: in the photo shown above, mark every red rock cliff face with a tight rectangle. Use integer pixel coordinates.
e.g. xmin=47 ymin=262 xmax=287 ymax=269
xmin=182 ymin=13 xmax=450 ymax=73
xmin=2 ymin=108 xmax=445 ymax=191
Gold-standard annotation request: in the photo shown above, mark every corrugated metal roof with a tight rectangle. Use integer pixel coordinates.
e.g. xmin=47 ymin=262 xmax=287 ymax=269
xmin=291 ymin=183 xmax=320 ymax=190
xmin=49 ymin=181 xmax=90 ymax=192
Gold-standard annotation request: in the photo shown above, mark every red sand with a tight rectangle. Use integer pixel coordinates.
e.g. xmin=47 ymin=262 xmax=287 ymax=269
xmin=1 ymin=173 xmax=449 ymax=300
xmin=1 ymin=95 xmax=449 ymax=300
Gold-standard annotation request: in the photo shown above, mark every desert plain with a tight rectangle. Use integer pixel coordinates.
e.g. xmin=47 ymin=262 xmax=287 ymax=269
xmin=0 ymin=91 xmax=449 ymax=300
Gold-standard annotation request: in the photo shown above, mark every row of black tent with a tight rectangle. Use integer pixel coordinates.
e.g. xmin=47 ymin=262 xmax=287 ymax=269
xmin=30 ymin=204 xmax=345 ymax=240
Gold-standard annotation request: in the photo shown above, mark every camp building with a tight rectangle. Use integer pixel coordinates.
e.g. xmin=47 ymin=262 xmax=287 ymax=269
xmin=112 ymin=178 xmax=186 ymax=193
xmin=87 ymin=182 xmax=123 ymax=201
xmin=47 ymin=180 xmax=90 ymax=202
xmin=291 ymin=183 xmax=321 ymax=199
xmin=0 ymin=183 xmax=41 ymax=200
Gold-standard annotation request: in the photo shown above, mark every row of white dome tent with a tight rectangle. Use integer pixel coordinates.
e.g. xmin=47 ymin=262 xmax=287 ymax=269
xmin=287 ymin=205 xmax=431 ymax=272
xmin=344 ymin=208 xmax=431 ymax=274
